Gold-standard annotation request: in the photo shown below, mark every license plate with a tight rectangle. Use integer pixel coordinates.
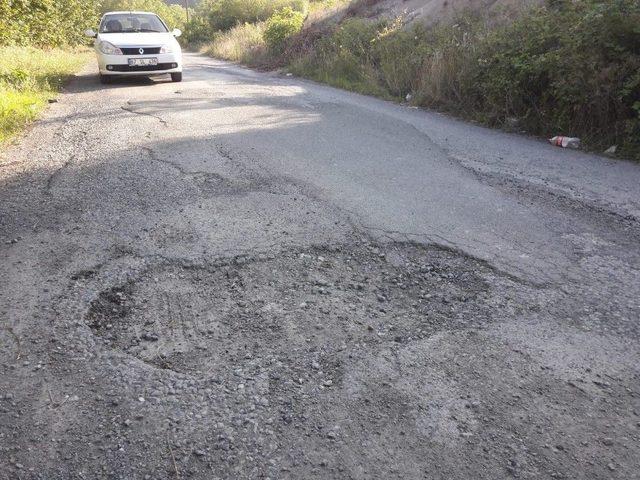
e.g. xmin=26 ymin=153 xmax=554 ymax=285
xmin=128 ymin=58 xmax=158 ymax=67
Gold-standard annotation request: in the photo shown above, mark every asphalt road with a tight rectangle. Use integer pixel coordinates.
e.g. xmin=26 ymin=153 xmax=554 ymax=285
xmin=1 ymin=53 xmax=639 ymax=479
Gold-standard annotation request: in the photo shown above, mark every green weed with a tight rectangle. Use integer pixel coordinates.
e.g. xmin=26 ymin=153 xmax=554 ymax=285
xmin=264 ymin=7 xmax=306 ymax=53
xmin=0 ymin=47 xmax=89 ymax=144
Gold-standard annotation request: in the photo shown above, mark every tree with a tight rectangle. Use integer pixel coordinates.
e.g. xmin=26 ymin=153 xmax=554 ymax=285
xmin=0 ymin=0 xmax=99 ymax=47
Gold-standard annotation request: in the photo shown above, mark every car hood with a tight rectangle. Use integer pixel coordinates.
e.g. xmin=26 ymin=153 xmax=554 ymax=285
xmin=97 ymin=32 xmax=176 ymax=47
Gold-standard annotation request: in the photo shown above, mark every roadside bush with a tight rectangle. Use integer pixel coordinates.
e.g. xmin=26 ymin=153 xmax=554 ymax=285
xmin=413 ymin=15 xmax=484 ymax=112
xmin=372 ymin=19 xmax=430 ymax=97
xmin=183 ymin=16 xmax=213 ymax=45
xmin=264 ymin=7 xmax=306 ymax=52
xmin=198 ymin=0 xmax=308 ymax=32
xmin=290 ymin=19 xmax=387 ymax=96
xmin=467 ymin=0 xmax=640 ymax=157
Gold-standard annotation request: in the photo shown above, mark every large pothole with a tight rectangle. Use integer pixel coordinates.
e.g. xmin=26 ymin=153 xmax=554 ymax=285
xmin=85 ymin=243 xmax=509 ymax=376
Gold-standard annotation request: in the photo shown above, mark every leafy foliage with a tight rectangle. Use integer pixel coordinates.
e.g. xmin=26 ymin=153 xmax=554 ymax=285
xmin=193 ymin=0 xmax=307 ymax=37
xmin=471 ymin=0 xmax=640 ymax=157
xmin=0 ymin=0 xmax=99 ymax=47
xmin=0 ymin=0 xmax=188 ymax=47
xmin=290 ymin=18 xmax=387 ymax=96
xmin=264 ymin=7 xmax=306 ymax=52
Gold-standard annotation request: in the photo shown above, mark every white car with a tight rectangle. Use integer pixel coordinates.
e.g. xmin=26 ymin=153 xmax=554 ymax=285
xmin=85 ymin=11 xmax=183 ymax=84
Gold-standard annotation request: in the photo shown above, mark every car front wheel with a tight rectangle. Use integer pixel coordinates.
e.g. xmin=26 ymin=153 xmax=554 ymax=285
xmin=171 ymin=72 xmax=182 ymax=83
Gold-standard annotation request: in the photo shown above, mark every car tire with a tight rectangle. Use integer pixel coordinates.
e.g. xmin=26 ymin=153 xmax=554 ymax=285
xmin=99 ymin=74 xmax=112 ymax=85
xmin=171 ymin=72 xmax=182 ymax=83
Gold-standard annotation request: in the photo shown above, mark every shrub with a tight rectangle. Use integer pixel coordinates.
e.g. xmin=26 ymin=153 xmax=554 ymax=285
xmin=183 ymin=16 xmax=213 ymax=45
xmin=198 ymin=0 xmax=308 ymax=32
xmin=468 ymin=0 xmax=640 ymax=157
xmin=264 ymin=7 xmax=306 ymax=52
xmin=289 ymin=19 xmax=389 ymax=96
xmin=372 ymin=19 xmax=429 ymax=97
xmin=413 ymin=15 xmax=485 ymax=111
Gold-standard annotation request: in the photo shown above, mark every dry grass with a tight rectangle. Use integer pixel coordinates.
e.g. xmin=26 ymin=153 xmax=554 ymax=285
xmin=203 ymin=22 xmax=268 ymax=65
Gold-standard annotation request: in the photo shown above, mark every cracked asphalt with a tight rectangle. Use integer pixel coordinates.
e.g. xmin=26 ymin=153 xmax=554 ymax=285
xmin=1 ymin=53 xmax=639 ymax=479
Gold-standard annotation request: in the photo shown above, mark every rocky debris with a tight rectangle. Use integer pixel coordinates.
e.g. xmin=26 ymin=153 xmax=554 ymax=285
xmin=81 ymin=243 xmax=495 ymax=378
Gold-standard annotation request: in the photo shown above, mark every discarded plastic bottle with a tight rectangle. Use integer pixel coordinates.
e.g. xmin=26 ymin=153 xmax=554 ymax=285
xmin=549 ymin=136 xmax=581 ymax=149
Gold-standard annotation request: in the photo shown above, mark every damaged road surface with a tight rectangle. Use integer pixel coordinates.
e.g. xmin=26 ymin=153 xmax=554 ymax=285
xmin=1 ymin=54 xmax=639 ymax=479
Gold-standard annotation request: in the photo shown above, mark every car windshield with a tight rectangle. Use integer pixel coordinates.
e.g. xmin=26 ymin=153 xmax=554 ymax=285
xmin=99 ymin=13 xmax=168 ymax=33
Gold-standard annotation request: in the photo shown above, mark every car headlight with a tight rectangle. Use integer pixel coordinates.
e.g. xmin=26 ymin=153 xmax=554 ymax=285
xmin=99 ymin=41 xmax=123 ymax=55
xmin=160 ymin=45 xmax=173 ymax=54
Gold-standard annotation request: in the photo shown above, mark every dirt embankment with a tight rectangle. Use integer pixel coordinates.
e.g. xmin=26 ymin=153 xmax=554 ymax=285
xmin=347 ymin=0 xmax=543 ymax=23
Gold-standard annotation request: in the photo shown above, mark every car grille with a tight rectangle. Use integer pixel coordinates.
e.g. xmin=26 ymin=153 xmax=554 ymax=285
xmin=108 ymin=63 xmax=177 ymax=72
xmin=121 ymin=47 xmax=161 ymax=55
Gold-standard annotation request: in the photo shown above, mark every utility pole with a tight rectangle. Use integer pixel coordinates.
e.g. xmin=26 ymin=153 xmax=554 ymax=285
xmin=185 ymin=0 xmax=190 ymax=24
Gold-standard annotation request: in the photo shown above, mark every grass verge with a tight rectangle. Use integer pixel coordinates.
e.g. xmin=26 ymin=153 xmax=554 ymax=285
xmin=0 ymin=47 xmax=90 ymax=145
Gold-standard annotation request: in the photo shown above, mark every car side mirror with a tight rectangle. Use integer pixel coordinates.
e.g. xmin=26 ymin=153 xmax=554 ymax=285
xmin=172 ymin=29 xmax=182 ymax=37
xmin=84 ymin=29 xmax=97 ymax=38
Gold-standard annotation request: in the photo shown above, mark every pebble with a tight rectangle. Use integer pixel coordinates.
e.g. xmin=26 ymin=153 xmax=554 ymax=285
xmin=141 ymin=332 xmax=159 ymax=342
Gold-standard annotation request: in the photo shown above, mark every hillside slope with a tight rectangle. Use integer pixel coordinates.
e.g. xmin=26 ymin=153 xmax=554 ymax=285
xmin=348 ymin=0 xmax=543 ymax=23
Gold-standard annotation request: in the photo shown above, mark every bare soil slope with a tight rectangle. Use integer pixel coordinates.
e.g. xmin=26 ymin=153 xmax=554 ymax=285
xmin=349 ymin=0 xmax=543 ymax=23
